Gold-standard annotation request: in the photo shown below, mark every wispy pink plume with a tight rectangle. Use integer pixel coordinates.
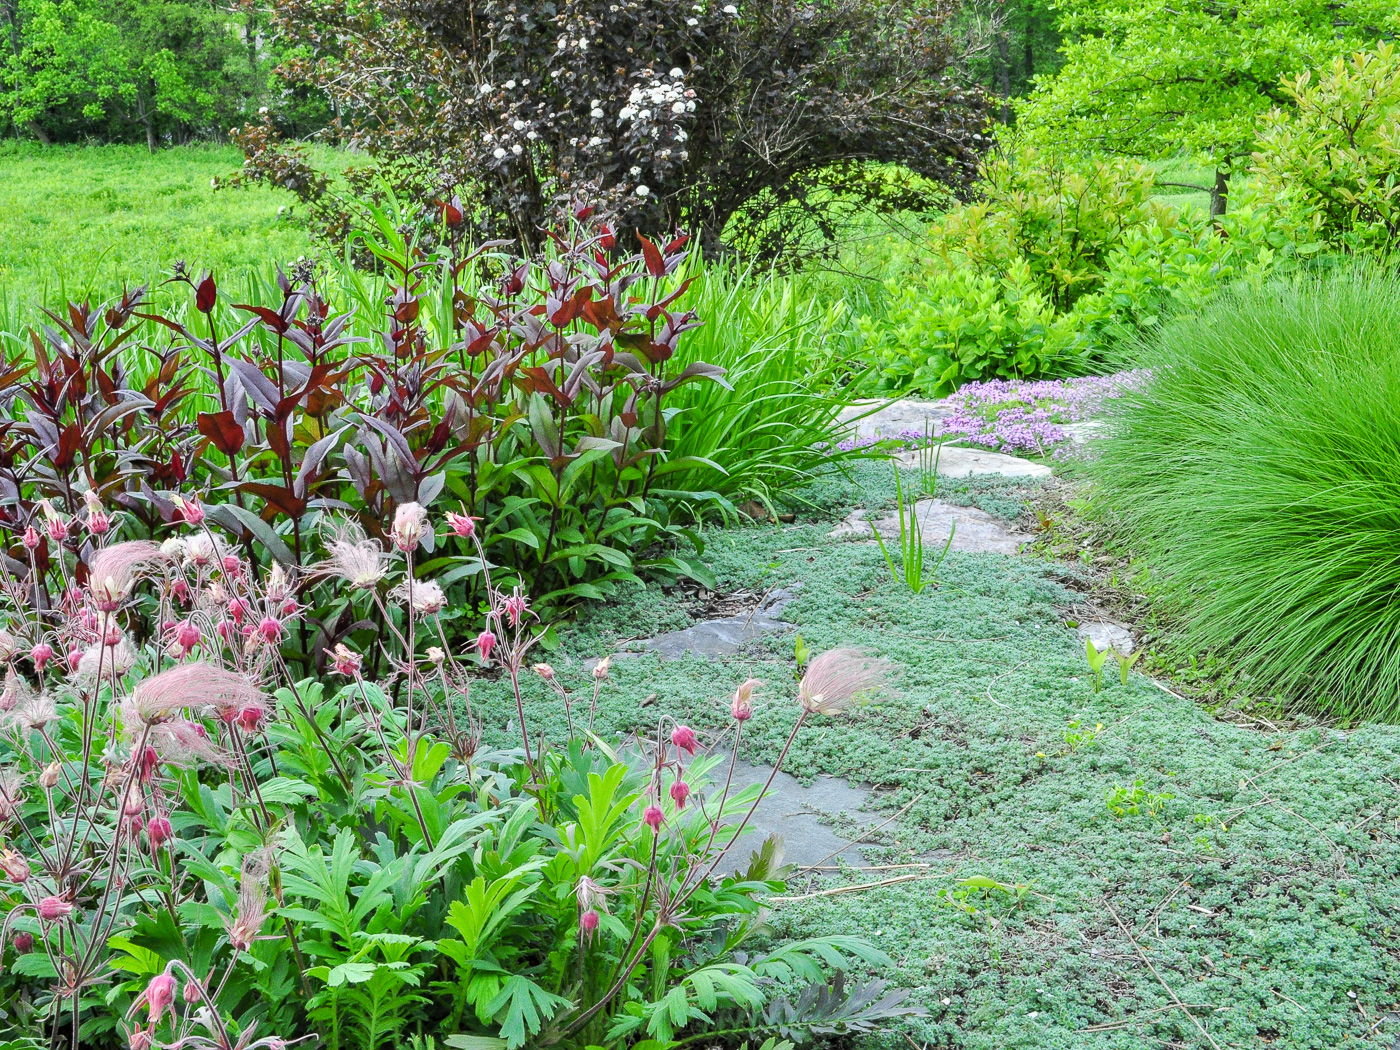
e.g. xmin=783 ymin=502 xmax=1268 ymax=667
xmin=128 ymin=663 xmax=266 ymax=725
xmin=797 ymin=649 xmax=891 ymax=715
xmin=88 ymin=541 xmax=165 ymax=610
xmin=148 ymin=719 xmax=229 ymax=767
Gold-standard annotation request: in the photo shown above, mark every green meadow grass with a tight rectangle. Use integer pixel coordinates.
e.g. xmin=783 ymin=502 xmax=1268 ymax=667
xmin=0 ymin=142 xmax=326 ymax=314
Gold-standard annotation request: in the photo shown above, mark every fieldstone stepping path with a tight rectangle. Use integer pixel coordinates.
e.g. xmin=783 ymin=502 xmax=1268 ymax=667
xmin=711 ymin=758 xmax=878 ymax=873
xmin=895 ymin=444 xmax=1052 ymax=478
xmin=597 ymin=587 xmax=801 ymax=666
xmin=1076 ymin=620 xmax=1136 ymax=655
xmin=830 ymin=500 xmax=1032 ymax=555
xmin=838 ymin=398 xmax=951 ymax=442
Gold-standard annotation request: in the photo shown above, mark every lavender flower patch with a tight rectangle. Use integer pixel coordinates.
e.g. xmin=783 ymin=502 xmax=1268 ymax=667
xmin=938 ymin=373 xmax=1143 ymax=455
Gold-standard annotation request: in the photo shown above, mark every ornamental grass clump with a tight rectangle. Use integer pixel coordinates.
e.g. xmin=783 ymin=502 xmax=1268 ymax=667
xmin=1083 ymin=268 xmax=1400 ymax=720
xmin=0 ymin=490 xmax=914 ymax=1048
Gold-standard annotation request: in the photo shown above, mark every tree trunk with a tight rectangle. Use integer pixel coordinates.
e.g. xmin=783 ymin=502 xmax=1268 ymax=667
xmin=146 ymin=119 xmax=158 ymax=152
xmin=1210 ymin=168 xmax=1230 ymax=219
xmin=27 ymin=121 xmax=51 ymax=145
xmin=997 ymin=32 xmax=1013 ymax=124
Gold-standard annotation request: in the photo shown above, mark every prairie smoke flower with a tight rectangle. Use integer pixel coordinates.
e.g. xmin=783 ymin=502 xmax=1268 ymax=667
xmin=643 ymin=804 xmax=663 ymax=831
xmin=227 ymin=850 xmax=271 ymax=952
xmin=671 ymin=725 xmax=698 ymax=755
xmin=84 ymin=490 xmax=111 ymax=535
xmin=476 ymin=630 xmax=497 ymax=662
xmin=129 ymin=1027 xmax=154 ymax=1050
xmin=222 ymin=554 xmax=244 ymax=578
xmin=575 ymin=875 xmax=608 ymax=914
xmin=185 ymin=533 xmax=225 ymax=568
xmin=580 ymin=909 xmax=600 ymax=934
xmin=0 ymin=848 xmax=30 ymax=882
xmin=89 ymin=541 xmax=165 ymax=611
xmin=389 ymin=579 xmax=446 ymax=615
xmin=30 ymin=643 xmax=53 ymax=671
xmin=236 ymin=704 xmax=265 ymax=733
xmin=21 ymin=525 xmax=40 ymax=550
xmin=40 ymin=500 xmax=68 ymax=542
xmin=256 ymin=616 xmax=283 ymax=644
xmin=427 ymin=646 xmax=445 ymax=665
xmin=39 ymin=761 xmax=60 ymax=788
xmin=173 ymin=494 xmax=205 ymax=525
xmin=446 ymin=511 xmax=476 ymax=538
xmin=669 ymin=779 xmax=690 ymax=809
xmin=127 ymin=662 xmax=265 ymax=725
xmin=12 ymin=931 xmax=32 ymax=952
xmin=501 ymin=590 xmax=528 ymax=627
xmin=389 ymin=502 xmax=429 ymax=552
xmin=264 ymin=562 xmax=293 ymax=602
xmin=593 ymin=656 xmax=611 ymax=681
xmin=0 ymin=667 xmax=25 ymax=711
xmin=0 ymin=628 xmax=17 ymax=662
xmin=147 ymin=815 xmax=173 ymax=849
xmin=731 ymin=678 xmax=759 ymax=721
xmin=174 ymin=621 xmax=201 ymax=656
xmin=797 ymin=649 xmax=890 ymax=715
xmin=533 ymin=662 xmax=555 ymax=680
xmin=0 ymin=770 xmax=24 ymax=822
xmin=147 ymin=719 xmax=226 ymax=767
xmin=66 ymin=647 xmax=82 ymax=673
xmin=74 ymin=637 xmax=136 ymax=684
xmin=331 ymin=644 xmax=362 ymax=677
xmin=160 ymin=537 xmax=187 ymax=560
xmin=38 ymin=895 xmax=72 ymax=921
xmin=182 ymin=979 xmax=201 ymax=1004
xmin=318 ymin=521 xmax=388 ymax=590
xmin=142 ymin=972 xmax=177 ymax=1023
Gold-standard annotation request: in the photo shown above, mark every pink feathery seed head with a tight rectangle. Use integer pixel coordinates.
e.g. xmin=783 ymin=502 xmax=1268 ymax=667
xmin=643 ymin=804 xmax=663 ymax=832
xmin=797 ymin=649 xmax=891 ymax=716
xmin=580 ymin=908 xmax=600 ymax=934
xmin=38 ymin=895 xmax=72 ymax=922
xmin=144 ymin=972 xmax=176 ymax=1023
xmin=21 ymin=525 xmax=40 ymax=550
xmin=0 ymin=769 xmax=23 ymax=820
xmin=390 ymin=501 xmax=429 ymax=552
xmin=446 ymin=511 xmax=476 ymax=538
xmin=146 ymin=815 xmax=173 ymax=849
xmin=669 ymin=779 xmax=690 ymax=810
xmin=0 ymin=847 xmax=31 ymax=882
xmin=318 ymin=520 xmax=388 ymax=590
xmin=129 ymin=662 xmax=266 ymax=725
xmin=174 ymin=494 xmax=205 ymax=526
xmin=29 ymin=643 xmax=53 ymax=672
xmin=12 ymin=930 xmax=33 ymax=953
xmin=257 ymin=616 xmax=283 ymax=644
xmin=103 ymin=623 xmax=122 ymax=647
xmin=228 ymin=850 xmax=271 ymax=952
xmin=670 ymin=725 xmax=698 ymax=755
xmin=88 ymin=541 xmax=165 ymax=611
xmin=575 ymin=875 xmax=607 ymax=913
xmin=331 ymin=644 xmax=363 ymax=677
xmin=148 ymin=719 xmax=227 ymax=768
xmin=476 ymin=630 xmax=497 ymax=663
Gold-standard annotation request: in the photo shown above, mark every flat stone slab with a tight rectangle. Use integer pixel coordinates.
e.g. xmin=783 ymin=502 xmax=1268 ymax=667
xmin=831 ymin=500 xmax=1032 ymax=555
xmin=1063 ymin=420 xmax=1107 ymax=444
xmin=707 ymin=758 xmax=878 ymax=873
xmin=601 ymin=588 xmax=800 ymax=664
xmin=838 ymin=398 xmax=952 ymax=442
xmin=896 ymin=444 xmax=1052 ymax=479
xmin=1077 ymin=620 xmax=1135 ymax=655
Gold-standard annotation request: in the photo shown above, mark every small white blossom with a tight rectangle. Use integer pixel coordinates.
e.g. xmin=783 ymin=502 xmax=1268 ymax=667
xmin=685 ymin=100 xmax=696 ymax=112
xmin=483 ymin=131 xmax=494 ymax=141
xmin=675 ymin=129 xmax=688 ymax=142
xmin=526 ymin=130 xmax=538 ymax=140
xmin=587 ymin=135 xmax=603 ymax=146
xmin=628 ymin=88 xmax=644 ymax=104
xmin=591 ymin=99 xmax=602 ymax=108
xmin=591 ymin=107 xmax=605 ymax=119
xmin=512 ymin=119 xmax=526 ymax=131
xmin=479 ymin=83 xmax=492 ymax=94
xmin=635 ymin=184 xmax=651 ymax=197
xmin=639 ymin=109 xmax=652 ymax=119
xmin=579 ymin=38 xmax=589 ymax=51
xmin=672 ymin=101 xmax=686 ymax=114
xmin=493 ymin=147 xmax=507 ymax=159
xmin=670 ymin=67 xmax=684 ymax=78
xmin=557 ymin=35 xmax=567 ymax=49
xmin=687 ymin=16 xmax=698 ymax=24
xmin=505 ymin=79 xmax=517 ymax=89
xmin=630 ymin=165 xmax=642 ymax=175
xmin=723 ymin=3 xmax=738 ymax=11
xmin=619 ymin=106 xmax=637 ymax=120
xmin=511 ymin=143 xmax=523 ymax=155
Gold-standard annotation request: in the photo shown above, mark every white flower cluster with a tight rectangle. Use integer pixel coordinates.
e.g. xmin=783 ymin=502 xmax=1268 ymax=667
xmin=618 ymin=68 xmax=697 ymax=124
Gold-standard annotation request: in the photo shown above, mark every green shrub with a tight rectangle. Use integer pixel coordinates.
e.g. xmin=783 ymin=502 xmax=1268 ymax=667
xmin=1083 ymin=267 xmax=1400 ymax=720
xmin=1254 ymin=43 xmax=1400 ymax=253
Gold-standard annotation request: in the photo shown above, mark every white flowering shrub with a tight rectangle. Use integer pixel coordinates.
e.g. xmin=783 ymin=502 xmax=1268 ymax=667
xmin=234 ymin=0 xmax=991 ymax=257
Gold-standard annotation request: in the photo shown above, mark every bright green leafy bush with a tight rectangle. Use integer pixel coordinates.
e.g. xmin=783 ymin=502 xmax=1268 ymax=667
xmin=1083 ymin=268 xmax=1400 ymax=721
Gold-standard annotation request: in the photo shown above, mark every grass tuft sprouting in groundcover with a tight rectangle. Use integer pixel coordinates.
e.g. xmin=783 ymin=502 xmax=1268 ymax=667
xmin=1085 ymin=266 xmax=1400 ymax=720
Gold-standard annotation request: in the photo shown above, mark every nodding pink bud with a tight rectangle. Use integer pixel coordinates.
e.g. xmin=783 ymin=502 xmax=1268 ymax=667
xmin=222 ymin=555 xmax=243 ymax=577
xmin=21 ymin=526 xmax=40 ymax=550
xmin=175 ymin=621 xmax=201 ymax=655
xmin=182 ymin=979 xmax=201 ymax=1004
xmin=280 ymin=598 xmax=298 ymax=617
xmin=45 ymin=517 xmax=68 ymax=542
xmin=580 ymin=909 xmax=600 ymax=933
xmin=174 ymin=495 xmax=205 ymax=525
xmin=503 ymin=593 xmax=527 ymax=627
xmin=171 ymin=579 xmax=189 ymax=603
xmin=669 ymin=779 xmax=690 ymax=810
xmin=144 ymin=972 xmax=176 ymax=1022
xmin=731 ymin=678 xmax=759 ymax=721
xmin=103 ymin=623 xmax=122 ymax=647
xmin=227 ymin=598 xmax=248 ymax=625
xmin=123 ymin=787 xmax=145 ymax=817
xmin=476 ymin=630 xmax=497 ymax=662
xmin=533 ymin=663 xmax=555 ymax=680
xmin=643 ymin=805 xmax=663 ymax=832
xmin=30 ymin=643 xmax=53 ymax=671
xmin=257 ymin=616 xmax=283 ymax=644
xmin=446 ymin=512 xmax=476 ymax=538
xmin=38 ymin=896 xmax=72 ymax=922
xmin=66 ymin=648 xmax=83 ymax=673
xmin=146 ymin=815 xmax=173 ymax=849
xmin=87 ymin=508 xmax=111 ymax=536
xmin=332 ymin=644 xmax=362 ymax=677
xmin=0 ymin=848 xmax=31 ymax=882
xmin=80 ymin=609 xmax=99 ymax=632
xmin=39 ymin=761 xmax=60 ymax=789
xmin=670 ymin=725 xmax=698 ymax=755
xmin=12 ymin=931 xmax=33 ymax=953
xmin=216 ymin=621 xmax=236 ymax=644
xmin=139 ymin=746 xmax=159 ymax=782
xmin=129 ymin=1027 xmax=154 ymax=1050
xmin=235 ymin=704 xmax=265 ymax=733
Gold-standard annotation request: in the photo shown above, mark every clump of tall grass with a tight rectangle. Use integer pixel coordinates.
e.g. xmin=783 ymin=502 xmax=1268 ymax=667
xmin=1084 ymin=268 xmax=1400 ymax=720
